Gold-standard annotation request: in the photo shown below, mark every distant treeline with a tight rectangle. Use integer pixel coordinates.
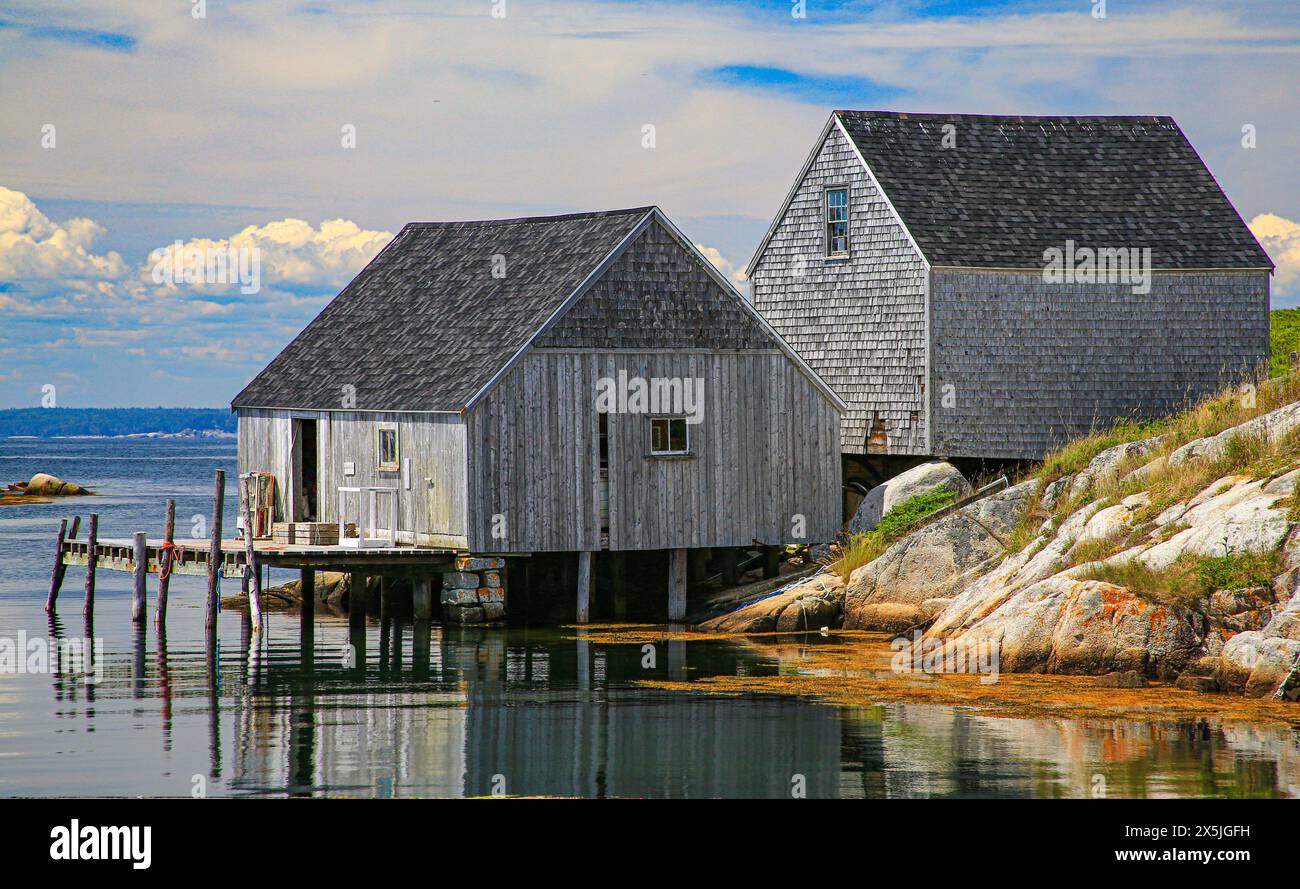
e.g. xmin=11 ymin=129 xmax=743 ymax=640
xmin=0 ymin=407 xmax=235 ymax=438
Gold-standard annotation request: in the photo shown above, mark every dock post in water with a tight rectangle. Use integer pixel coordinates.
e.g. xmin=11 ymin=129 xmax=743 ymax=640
xmin=668 ymin=547 xmax=688 ymax=621
xmin=412 ymin=576 xmax=433 ymax=621
xmin=240 ymin=476 xmax=264 ymax=634
xmin=131 ymin=531 xmax=148 ymax=624
xmin=205 ymin=470 xmax=225 ymax=644
xmin=45 ymin=518 xmax=68 ymax=612
xmin=378 ymin=576 xmax=392 ymax=623
xmin=575 ymin=551 xmax=592 ymax=624
xmin=155 ymin=499 xmax=175 ymax=626
xmin=83 ymin=513 xmax=99 ymax=620
xmin=348 ymin=572 xmax=367 ymax=626
xmin=300 ymin=568 xmax=315 ymax=635
xmin=719 ymin=547 xmax=739 ymax=586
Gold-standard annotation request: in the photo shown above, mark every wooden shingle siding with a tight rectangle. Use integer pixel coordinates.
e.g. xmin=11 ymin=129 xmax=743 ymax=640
xmin=236 ymin=407 xmax=469 ymax=547
xmin=750 ymin=124 xmax=928 ymax=456
xmin=537 ymin=219 xmax=773 ymax=351
xmin=465 ymin=350 xmax=841 ymax=553
xmin=929 ymin=269 xmax=1271 ymax=459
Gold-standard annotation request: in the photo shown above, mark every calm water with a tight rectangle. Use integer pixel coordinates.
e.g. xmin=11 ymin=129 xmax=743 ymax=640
xmin=1 ymin=438 xmax=1298 ymax=798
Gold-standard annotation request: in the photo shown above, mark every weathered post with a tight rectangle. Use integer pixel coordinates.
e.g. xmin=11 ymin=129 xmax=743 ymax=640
xmin=83 ymin=513 xmax=99 ymax=620
xmin=206 ymin=470 xmax=225 ymax=643
xmin=576 ymin=551 xmax=593 ymax=624
xmin=348 ymin=571 xmax=367 ymax=626
xmin=413 ymin=576 xmax=433 ymax=620
xmin=299 ymin=569 xmax=314 ymax=618
xmin=131 ymin=531 xmax=148 ymax=624
xmin=378 ymin=576 xmax=392 ymax=623
xmin=668 ymin=547 xmax=688 ymax=622
xmin=763 ymin=545 xmax=781 ymax=580
xmin=719 ymin=547 xmax=739 ymax=586
xmin=610 ymin=552 xmax=627 ymax=621
xmin=155 ymin=499 xmax=176 ymax=626
xmin=241 ymin=476 xmax=264 ymax=634
xmin=45 ymin=518 xmax=68 ymax=612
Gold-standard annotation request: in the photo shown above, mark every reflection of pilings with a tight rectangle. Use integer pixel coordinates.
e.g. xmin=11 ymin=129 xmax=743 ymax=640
xmin=47 ymin=611 xmax=65 ymax=703
xmin=132 ymin=624 xmax=146 ymax=700
xmin=378 ymin=618 xmax=391 ymax=672
xmin=413 ymin=620 xmax=431 ymax=679
xmin=157 ymin=625 xmax=173 ymax=753
xmin=207 ymin=652 xmax=222 ymax=782
xmin=349 ymin=618 xmax=366 ymax=676
xmin=667 ymin=639 xmax=686 ymax=682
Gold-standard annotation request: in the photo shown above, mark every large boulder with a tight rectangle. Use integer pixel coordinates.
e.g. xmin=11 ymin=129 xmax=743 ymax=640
xmin=1216 ymin=631 xmax=1300 ymax=696
xmin=847 ymin=461 xmax=972 ymax=536
xmin=697 ymin=574 xmax=843 ymax=633
xmin=843 ymin=480 xmax=1035 ymax=631
xmin=929 ymin=578 xmax=1202 ymax=677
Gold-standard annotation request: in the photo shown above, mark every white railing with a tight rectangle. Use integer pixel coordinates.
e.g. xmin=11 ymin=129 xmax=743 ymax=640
xmin=336 ymin=486 xmax=399 ymax=549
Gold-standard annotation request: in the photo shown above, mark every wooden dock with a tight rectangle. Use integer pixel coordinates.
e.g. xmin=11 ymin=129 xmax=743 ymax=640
xmin=59 ymin=536 xmax=460 ymax=578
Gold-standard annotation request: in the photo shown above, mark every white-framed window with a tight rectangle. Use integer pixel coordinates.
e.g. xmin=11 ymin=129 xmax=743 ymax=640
xmin=376 ymin=425 xmax=399 ymax=472
xmin=825 ymin=186 xmax=849 ymax=257
xmin=649 ymin=416 xmax=690 ymax=456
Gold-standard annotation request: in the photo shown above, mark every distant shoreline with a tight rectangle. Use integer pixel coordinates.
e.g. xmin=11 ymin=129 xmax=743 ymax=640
xmin=6 ymin=430 xmax=235 ymax=440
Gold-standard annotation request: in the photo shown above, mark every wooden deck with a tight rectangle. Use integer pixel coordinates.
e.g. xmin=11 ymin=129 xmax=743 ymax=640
xmin=61 ymin=536 xmax=462 ymax=578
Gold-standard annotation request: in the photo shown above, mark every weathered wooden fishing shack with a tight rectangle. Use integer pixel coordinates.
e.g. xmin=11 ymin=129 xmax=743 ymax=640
xmin=231 ymin=206 xmax=844 ymax=622
xmin=749 ymin=110 xmax=1274 ymax=491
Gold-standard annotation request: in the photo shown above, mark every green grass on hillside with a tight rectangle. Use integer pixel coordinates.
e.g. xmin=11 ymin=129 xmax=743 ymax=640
xmin=1272 ymin=309 xmax=1300 ymax=378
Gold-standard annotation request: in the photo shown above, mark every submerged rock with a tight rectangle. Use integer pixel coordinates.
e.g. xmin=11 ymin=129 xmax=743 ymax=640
xmin=17 ymin=473 xmax=91 ymax=496
xmin=697 ymin=573 xmax=844 ymax=633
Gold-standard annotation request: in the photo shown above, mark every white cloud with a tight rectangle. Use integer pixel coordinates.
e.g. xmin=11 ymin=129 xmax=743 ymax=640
xmin=1250 ymin=213 xmax=1300 ymax=298
xmin=0 ymin=186 xmax=126 ymax=280
xmin=142 ymin=217 xmax=393 ymax=295
xmin=695 ymin=243 xmax=747 ymax=284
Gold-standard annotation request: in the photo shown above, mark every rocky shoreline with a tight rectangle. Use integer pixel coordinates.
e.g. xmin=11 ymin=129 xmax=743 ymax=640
xmin=698 ymin=395 xmax=1300 ymax=702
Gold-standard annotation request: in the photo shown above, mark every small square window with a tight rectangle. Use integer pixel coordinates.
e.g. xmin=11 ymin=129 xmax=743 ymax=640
xmin=377 ymin=426 xmax=399 ymax=471
xmin=649 ymin=416 xmax=689 ymax=456
xmin=825 ymin=187 xmax=849 ymax=257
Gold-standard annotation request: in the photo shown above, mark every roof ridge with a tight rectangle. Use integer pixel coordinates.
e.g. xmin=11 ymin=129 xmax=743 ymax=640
xmin=834 ymin=109 xmax=1174 ymax=122
xmin=404 ymin=206 xmax=657 ymax=228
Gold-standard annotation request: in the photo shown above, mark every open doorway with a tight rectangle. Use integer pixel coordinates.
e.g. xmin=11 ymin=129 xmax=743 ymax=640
xmin=291 ymin=417 xmax=318 ymax=521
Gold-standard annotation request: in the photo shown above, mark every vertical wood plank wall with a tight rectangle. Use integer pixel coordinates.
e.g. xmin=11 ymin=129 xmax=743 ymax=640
xmin=465 ymin=350 xmax=841 ymax=553
xmin=236 ymin=408 xmax=469 ymax=547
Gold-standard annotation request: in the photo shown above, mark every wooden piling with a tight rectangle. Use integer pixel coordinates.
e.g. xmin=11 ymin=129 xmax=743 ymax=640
xmin=131 ymin=531 xmax=148 ymax=624
xmin=241 ymin=476 xmax=263 ymax=634
xmin=348 ymin=571 xmax=367 ymax=626
xmin=83 ymin=513 xmax=99 ymax=620
xmin=610 ymin=552 xmax=628 ymax=621
xmin=68 ymin=515 xmax=80 ymax=540
xmin=205 ymin=470 xmax=225 ymax=643
xmin=45 ymin=518 xmax=68 ymax=612
xmin=668 ymin=547 xmax=688 ymax=621
xmin=155 ymin=499 xmax=175 ymax=626
xmin=379 ymin=576 xmax=392 ymax=623
xmin=576 ymin=551 xmax=593 ymax=624
xmin=413 ymin=576 xmax=433 ymax=621
xmin=720 ymin=547 xmax=739 ymax=586
xmin=763 ymin=545 xmax=781 ymax=580
xmin=299 ymin=569 xmax=314 ymax=618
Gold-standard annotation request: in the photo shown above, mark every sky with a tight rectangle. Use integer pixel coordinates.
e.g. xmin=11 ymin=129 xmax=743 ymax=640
xmin=1 ymin=0 xmax=1297 ymax=409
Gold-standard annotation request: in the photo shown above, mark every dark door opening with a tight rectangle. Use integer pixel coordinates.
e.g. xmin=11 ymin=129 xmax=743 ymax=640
xmin=292 ymin=417 xmax=318 ymax=521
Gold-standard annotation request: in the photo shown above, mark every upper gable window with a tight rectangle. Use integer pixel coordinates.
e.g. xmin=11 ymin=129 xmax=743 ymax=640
xmin=825 ymin=186 xmax=849 ymax=257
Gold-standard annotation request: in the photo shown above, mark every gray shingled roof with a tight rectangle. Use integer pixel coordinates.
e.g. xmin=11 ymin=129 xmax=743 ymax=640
xmin=833 ymin=110 xmax=1272 ymax=269
xmin=232 ymin=207 xmax=652 ymax=412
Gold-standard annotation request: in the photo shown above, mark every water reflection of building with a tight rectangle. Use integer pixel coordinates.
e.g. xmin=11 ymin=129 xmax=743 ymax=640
xmin=217 ymin=623 xmax=843 ymax=798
